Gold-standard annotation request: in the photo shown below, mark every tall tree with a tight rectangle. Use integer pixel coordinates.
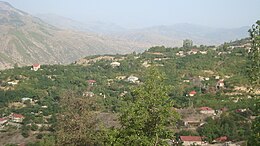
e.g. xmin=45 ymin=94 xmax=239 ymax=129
xmin=247 ymin=20 xmax=260 ymax=146
xmin=56 ymin=91 xmax=99 ymax=146
xmin=248 ymin=20 xmax=260 ymax=90
xmin=103 ymin=67 xmax=179 ymax=146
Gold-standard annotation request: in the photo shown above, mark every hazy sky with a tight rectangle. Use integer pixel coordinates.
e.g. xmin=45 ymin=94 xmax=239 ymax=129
xmin=2 ymin=0 xmax=260 ymax=28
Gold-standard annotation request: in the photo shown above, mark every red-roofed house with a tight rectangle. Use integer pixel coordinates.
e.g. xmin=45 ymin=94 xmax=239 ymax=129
xmin=87 ymin=80 xmax=96 ymax=85
xmin=31 ymin=64 xmax=41 ymax=71
xmin=189 ymin=90 xmax=197 ymax=97
xmin=0 ymin=118 xmax=8 ymax=125
xmin=214 ymin=136 xmax=228 ymax=143
xmin=180 ymin=136 xmax=205 ymax=146
xmin=199 ymin=107 xmax=215 ymax=114
xmin=10 ymin=113 xmax=24 ymax=123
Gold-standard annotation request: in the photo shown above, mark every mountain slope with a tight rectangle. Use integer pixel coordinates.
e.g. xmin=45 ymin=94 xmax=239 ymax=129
xmin=36 ymin=14 xmax=249 ymax=47
xmin=0 ymin=2 xmax=148 ymax=69
xmin=113 ymin=24 xmax=249 ymax=46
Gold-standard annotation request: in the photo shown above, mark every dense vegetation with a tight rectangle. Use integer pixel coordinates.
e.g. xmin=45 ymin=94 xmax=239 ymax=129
xmin=0 ymin=23 xmax=259 ymax=145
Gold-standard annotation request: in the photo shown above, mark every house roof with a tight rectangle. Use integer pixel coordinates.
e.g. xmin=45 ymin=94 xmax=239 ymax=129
xmin=0 ymin=118 xmax=7 ymax=122
xmin=189 ymin=90 xmax=197 ymax=95
xmin=33 ymin=64 xmax=40 ymax=67
xmin=180 ymin=136 xmax=202 ymax=142
xmin=87 ymin=80 xmax=96 ymax=83
xmin=12 ymin=113 xmax=24 ymax=118
xmin=215 ymin=136 xmax=228 ymax=142
xmin=200 ymin=107 xmax=214 ymax=111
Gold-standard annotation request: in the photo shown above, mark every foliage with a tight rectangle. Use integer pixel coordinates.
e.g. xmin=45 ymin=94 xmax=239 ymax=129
xmin=55 ymin=91 xmax=99 ymax=146
xmin=248 ymin=20 xmax=260 ymax=89
xmin=103 ymin=67 xmax=179 ymax=145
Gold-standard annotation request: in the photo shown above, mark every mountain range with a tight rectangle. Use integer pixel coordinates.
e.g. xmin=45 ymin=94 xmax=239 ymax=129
xmin=0 ymin=1 xmax=250 ymax=69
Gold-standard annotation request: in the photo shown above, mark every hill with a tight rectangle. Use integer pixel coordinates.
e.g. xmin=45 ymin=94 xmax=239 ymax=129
xmin=37 ymin=14 xmax=250 ymax=47
xmin=0 ymin=39 xmax=258 ymax=145
xmin=0 ymin=2 xmax=148 ymax=70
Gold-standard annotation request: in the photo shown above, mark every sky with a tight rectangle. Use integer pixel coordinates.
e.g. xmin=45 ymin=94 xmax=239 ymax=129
xmin=2 ymin=0 xmax=260 ymax=29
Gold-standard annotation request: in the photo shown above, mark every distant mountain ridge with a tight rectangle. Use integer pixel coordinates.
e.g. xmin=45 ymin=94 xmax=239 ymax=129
xmin=0 ymin=2 xmax=148 ymax=69
xmin=37 ymin=14 xmax=250 ymax=46
xmin=0 ymin=2 xmax=250 ymax=70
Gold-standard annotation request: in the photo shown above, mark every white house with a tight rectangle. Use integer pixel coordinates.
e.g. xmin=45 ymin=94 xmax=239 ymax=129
xmin=217 ymin=79 xmax=225 ymax=89
xmin=110 ymin=62 xmax=121 ymax=68
xmin=200 ymin=51 xmax=208 ymax=54
xmin=21 ymin=98 xmax=33 ymax=103
xmin=31 ymin=64 xmax=41 ymax=71
xmin=7 ymin=81 xmax=18 ymax=85
xmin=127 ymin=75 xmax=139 ymax=83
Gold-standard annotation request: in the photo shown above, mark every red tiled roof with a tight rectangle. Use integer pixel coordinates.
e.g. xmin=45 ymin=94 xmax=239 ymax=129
xmin=180 ymin=136 xmax=202 ymax=141
xmin=200 ymin=107 xmax=213 ymax=111
xmin=33 ymin=64 xmax=40 ymax=67
xmin=0 ymin=118 xmax=7 ymax=122
xmin=87 ymin=80 xmax=96 ymax=83
xmin=215 ymin=136 xmax=228 ymax=142
xmin=12 ymin=113 xmax=24 ymax=118
xmin=189 ymin=90 xmax=197 ymax=95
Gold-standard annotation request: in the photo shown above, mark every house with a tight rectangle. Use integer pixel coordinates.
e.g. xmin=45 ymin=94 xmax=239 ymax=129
xmin=7 ymin=81 xmax=18 ymax=85
xmin=0 ymin=118 xmax=8 ymax=125
xmin=214 ymin=136 xmax=228 ymax=143
xmin=83 ymin=91 xmax=95 ymax=97
xmin=110 ymin=62 xmax=120 ymax=68
xmin=87 ymin=80 xmax=96 ymax=85
xmin=187 ymin=49 xmax=199 ymax=55
xmin=216 ymin=79 xmax=225 ymax=89
xmin=183 ymin=80 xmax=190 ymax=83
xmin=10 ymin=113 xmax=24 ymax=123
xmin=200 ymin=51 xmax=208 ymax=54
xmin=205 ymin=77 xmax=210 ymax=81
xmin=183 ymin=120 xmax=202 ymax=127
xmin=176 ymin=51 xmax=185 ymax=57
xmin=199 ymin=107 xmax=215 ymax=114
xmin=127 ymin=75 xmax=139 ymax=83
xmin=142 ymin=61 xmax=151 ymax=68
xmin=215 ymin=76 xmax=220 ymax=79
xmin=31 ymin=64 xmax=41 ymax=71
xmin=189 ymin=90 xmax=197 ymax=97
xmin=21 ymin=97 xmax=33 ymax=103
xmin=180 ymin=136 xmax=205 ymax=146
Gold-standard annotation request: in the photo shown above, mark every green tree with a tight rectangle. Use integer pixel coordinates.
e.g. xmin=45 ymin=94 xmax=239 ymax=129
xmin=55 ymin=91 xmax=99 ymax=146
xmin=248 ymin=20 xmax=260 ymax=89
xmin=247 ymin=20 xmax=260 ymax=146
xmin=248 ymin=101 xmax=260 ymax=146
xmin=103 ymin=67 xmax=179 ymax=145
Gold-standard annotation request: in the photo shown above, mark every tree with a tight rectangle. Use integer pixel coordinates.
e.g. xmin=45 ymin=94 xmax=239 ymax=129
xmin=55 ymin=91 xmax=99 ymax=146
xmin=103 ymin=67 xmax=179 ymax=145
xmin=247 ymin=20 xmax=260 ymax=146
xmin=248 ymin=20 xmax=260 ymax=90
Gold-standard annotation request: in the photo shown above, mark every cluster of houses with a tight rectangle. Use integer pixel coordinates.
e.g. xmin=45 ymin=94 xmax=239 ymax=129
xmin=0 ymin=113 xmax=25 ymax=129
xmin=176 ymin=135 xmax=231 ymax=146
xmin=176 ymin=49 xmax=209 ymax=57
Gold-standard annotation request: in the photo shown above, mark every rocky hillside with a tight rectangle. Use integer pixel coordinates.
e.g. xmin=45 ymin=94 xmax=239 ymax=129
xmin=0 ymin=2 xmax=148 ymax=69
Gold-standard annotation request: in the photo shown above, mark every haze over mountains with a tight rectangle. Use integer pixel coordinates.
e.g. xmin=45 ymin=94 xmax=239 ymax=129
xmin=0 ymin=1 xmax=148 ymax=69
xmin=38 ymin=13 xmax=250 ymax=46
xmin=0 ymin=1 xmax=249 ymax=69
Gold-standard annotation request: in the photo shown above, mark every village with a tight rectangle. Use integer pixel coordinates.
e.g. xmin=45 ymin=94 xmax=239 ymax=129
xmin=0 ymin=39 xmax=258 ymax=146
